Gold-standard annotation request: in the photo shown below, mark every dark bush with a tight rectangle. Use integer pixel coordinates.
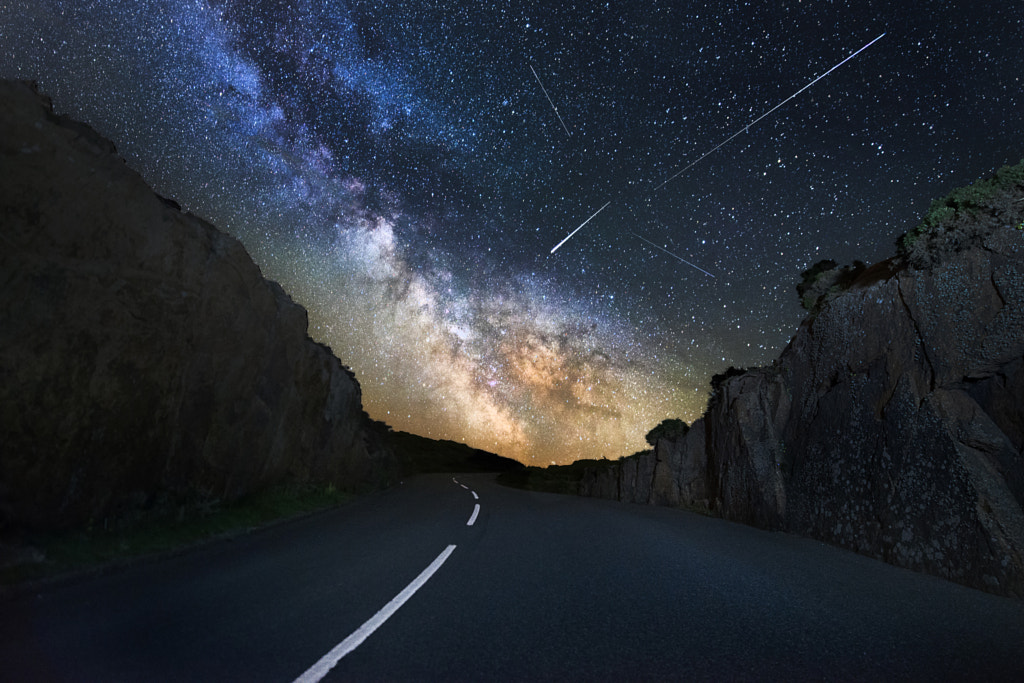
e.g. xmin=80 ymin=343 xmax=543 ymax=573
xmin=896 ymin=159 xmax=1024 ymax=269
xmin=710 ymin=366 xmax=748 ymax=394
xmin=644 ymin=418 xmax=689 ymax=446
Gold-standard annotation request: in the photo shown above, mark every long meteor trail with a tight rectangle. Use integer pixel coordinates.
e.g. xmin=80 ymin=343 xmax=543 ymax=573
xmin=530 ymin=64 xmax=572 ymax=137
xmin=550 ymin=201 xmax=611 ymax=253
xmin=653 ymin=32 xmax=886 ymax=191
xmin=632 ymin=232 xmax=715 ymax=278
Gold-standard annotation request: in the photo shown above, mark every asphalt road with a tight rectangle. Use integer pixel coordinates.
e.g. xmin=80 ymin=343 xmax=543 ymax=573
xmin=2 ymin=473 xmax=1023 ymax=681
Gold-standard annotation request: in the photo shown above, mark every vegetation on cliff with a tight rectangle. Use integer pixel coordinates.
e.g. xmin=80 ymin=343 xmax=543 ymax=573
xmin=796 ymin=159 xmax=1024 ymax=314
xmin=896 ymin=158 xmax=1024 ymax=268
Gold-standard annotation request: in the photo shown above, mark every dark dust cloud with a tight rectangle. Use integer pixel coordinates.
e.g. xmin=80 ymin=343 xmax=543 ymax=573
xmin=3 ymin=1 xmax=1021 ymax=463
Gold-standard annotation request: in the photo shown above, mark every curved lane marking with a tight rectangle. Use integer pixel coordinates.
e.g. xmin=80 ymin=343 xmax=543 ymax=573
xmin=471 ymin=491 xmax=479 ymax=500
xmin=293 ymin=544 xmax=458 ymax=683
xmin=467 ymin=504 xmax=480 ymax=526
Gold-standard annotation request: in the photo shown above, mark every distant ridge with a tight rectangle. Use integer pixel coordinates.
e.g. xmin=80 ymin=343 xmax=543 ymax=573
xmin=386 ymin=429 xmax=525 ymax=476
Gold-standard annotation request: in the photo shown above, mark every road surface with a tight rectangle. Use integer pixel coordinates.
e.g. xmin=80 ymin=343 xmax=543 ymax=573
xmin=2 ymin=473 xmax=1023 ymax=681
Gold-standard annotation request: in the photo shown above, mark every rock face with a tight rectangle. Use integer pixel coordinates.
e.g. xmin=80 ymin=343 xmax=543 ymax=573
xmin=0 ymin=81 xmax=395 ymax=533
xmin=579 ymin=162 xmax=1024 ymax=597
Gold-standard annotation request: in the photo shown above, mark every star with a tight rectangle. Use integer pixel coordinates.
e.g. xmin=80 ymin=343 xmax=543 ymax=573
xmin=2 ymin=0 xmax=1021 ymax=463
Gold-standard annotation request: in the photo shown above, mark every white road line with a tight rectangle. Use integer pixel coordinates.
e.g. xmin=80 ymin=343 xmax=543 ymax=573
xmin=467 ymin=503 xmax=480 ymax=526
xmin=471 ymin=491 xmax=479 ymax=500
xmin=452 ymin=477 xmax=458 ymax=483
xmin=460 ymin=484 xmax=469 ymax=490
xmin=293 ymin=545 xmax=457 ymax=683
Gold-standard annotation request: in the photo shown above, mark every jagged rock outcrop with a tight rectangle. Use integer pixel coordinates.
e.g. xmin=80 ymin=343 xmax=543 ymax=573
xmin=579 ymin=161 xmax=1024 ymax=597
xmin=0 ymin=81 xmax=396 ymax=533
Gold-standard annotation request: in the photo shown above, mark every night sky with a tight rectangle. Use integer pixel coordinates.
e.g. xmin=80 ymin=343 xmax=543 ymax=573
xmin=3 ymin=2 xmax=1022 ymax=464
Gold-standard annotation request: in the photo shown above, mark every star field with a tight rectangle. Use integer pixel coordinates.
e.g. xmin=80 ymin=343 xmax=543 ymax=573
xmin=3 ymin=1 xmax=1022 ymax=463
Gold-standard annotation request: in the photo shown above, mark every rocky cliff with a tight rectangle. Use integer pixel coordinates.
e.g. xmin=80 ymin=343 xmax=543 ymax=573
xmin=0 ymin=81 xmax=395 ymax=533
xmin=579 ymin=160 xmax=1024 ymax=597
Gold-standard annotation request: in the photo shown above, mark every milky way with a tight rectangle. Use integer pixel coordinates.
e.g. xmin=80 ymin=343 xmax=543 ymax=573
xmin=3 ymin=1 xmax=1022 ymax=463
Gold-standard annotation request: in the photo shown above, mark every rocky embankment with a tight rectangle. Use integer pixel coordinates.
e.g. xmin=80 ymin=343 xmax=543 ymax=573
xmin=579 ymin=160 xmax=1024 ymax=597
xmin=0 ymin=81 xmax=396 ymax=534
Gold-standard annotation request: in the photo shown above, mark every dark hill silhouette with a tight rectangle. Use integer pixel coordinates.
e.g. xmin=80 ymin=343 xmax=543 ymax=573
xmin=385 ymin=427 xmax=525 ymax=475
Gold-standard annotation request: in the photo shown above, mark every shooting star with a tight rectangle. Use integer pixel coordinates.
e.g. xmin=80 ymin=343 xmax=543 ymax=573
xmin=551 ymin=201 xmax=611 ymax=254
xmin=632 ymin=232 xmax=715 ymax=278
xmin=654 ymin=32 xmax=886 ymax=191
xmin=530 ymin=64 xmax=572 ymax=137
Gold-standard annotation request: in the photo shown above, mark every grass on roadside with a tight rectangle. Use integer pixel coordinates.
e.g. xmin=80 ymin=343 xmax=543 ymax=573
xmin=0 ymin=483 xmax=352 ymax=587
xmin=2 ymin=429 xmax=528 ymax=589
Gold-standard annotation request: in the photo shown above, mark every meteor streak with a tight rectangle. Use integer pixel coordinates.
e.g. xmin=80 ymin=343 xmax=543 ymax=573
xmin=654 ymin=32 xmax=886 ymax=191
xmin=632 ymin=232 xmax=715 ymax=278
xmin=551 ymin=201 xmax=611 ymax=253
xmin=530 ymin=64 xmax=572 ymax=137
